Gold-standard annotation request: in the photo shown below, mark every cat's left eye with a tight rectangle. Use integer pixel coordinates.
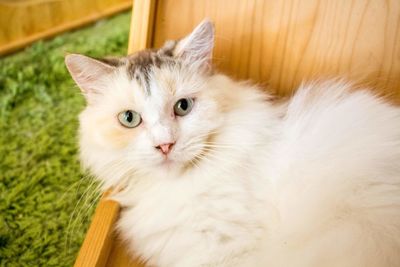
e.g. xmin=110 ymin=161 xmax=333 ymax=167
xmin=174 ymin=98 xmax=194 ymax=116
xmin=118 ymin=110 xmax=141 ymax=128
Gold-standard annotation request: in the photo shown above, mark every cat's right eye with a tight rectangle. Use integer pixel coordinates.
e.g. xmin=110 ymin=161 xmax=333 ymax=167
xmin=118 ymin=110 xmax=141 ymax=128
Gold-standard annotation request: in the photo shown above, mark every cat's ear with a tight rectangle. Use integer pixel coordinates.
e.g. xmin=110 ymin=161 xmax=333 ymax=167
xmin=172 ymin=19 xmax=215 ymax=71
xmin=65 ymin=54 xmax=116 ymax=100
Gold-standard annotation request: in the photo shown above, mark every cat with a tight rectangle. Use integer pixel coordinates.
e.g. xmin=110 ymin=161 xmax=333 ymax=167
xmin=65 ymin=20 xmax=400 ymax=267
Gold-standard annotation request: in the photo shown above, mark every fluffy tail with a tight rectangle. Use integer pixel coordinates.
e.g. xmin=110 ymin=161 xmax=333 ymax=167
xmin=264 ymin=80 xmax=400 ymax=267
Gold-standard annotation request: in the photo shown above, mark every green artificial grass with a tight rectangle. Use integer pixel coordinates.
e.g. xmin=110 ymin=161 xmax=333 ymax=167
xmin=0 ymin=12 xmax=131 ymax=266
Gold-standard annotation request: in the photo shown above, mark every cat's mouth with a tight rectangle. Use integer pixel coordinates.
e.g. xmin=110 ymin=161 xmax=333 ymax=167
xmin=155 ymin=150 xmax=181 ymax=168
xmin=160 ymin=157 xmax=174 ymax=165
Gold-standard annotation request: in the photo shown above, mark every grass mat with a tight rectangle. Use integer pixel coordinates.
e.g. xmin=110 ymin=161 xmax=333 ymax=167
xmin=0 ymin=12 xmax=130 ymax=266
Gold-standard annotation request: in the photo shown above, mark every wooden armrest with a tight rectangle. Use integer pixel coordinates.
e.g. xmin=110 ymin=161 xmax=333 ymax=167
xmin=73 ymin=197 xmax=119 ymax=267
xmin=73 ymin=196 xmax=144 ymax=267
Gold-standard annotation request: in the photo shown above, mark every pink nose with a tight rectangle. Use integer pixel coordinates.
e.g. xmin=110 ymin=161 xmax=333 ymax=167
xmin=155 ymin=143 xmax=175 ymax=155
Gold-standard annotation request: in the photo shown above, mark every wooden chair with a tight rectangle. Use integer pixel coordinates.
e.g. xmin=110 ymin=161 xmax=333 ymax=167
xmin=74 ymin=0 xmax=400 ymax=266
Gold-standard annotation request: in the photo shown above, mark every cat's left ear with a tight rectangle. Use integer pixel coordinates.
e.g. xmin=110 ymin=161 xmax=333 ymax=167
xmin=170 ymin=19 xmax=215 ymax=71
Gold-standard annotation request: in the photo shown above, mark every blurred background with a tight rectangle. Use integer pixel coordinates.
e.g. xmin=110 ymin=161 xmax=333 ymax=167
xmin=0 ymin=0 xmax=132 ymax=266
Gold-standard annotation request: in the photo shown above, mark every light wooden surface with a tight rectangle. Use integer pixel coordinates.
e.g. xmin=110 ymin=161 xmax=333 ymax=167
xmin=74 ymin=197 xmax=121 ymax=267
xmin=127 ymin=0 xmax=156 ymax=54
xmin=0 ymin=0 xmax=132 ymax=56
xmin=73 ymin=195 xmax=145 ymax=267
xmin=106 ymin=235 xmax=144 ymax=267
xmin=152 ymin=0 xmax=400 ymax=101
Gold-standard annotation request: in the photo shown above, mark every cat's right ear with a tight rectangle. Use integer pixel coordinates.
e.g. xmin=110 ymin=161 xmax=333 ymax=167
xmin=65 ymin=54 xmax=116 ymax=100
xmin=169 ymin=19 xmax=215 ymax=72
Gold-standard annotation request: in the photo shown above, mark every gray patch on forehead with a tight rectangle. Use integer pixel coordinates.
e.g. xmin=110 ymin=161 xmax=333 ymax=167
xmin=125 ymin=41 xmax=178 ymax=95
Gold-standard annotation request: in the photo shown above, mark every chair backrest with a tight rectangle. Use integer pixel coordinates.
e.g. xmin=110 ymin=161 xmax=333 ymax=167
xmin=129 ymin=0 xmax=400 ymax=102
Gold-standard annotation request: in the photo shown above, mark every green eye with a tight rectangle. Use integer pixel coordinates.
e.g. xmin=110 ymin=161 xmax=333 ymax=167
xmin=118 ymin=110 xmax=141 ymax=128
xmin=174 ymin=98 xmax=194 ymax=116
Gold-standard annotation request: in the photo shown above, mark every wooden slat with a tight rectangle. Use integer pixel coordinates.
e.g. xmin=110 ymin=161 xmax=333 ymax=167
xmin=74 ymin=197 xmax=120 ymax=267
xmin=0 ymin=0 xmax=132 ymax=56
xmin=106 ymin=235 xmax=145 ymax=267
xmin=127 ymin=0 xmax=157 ymax=54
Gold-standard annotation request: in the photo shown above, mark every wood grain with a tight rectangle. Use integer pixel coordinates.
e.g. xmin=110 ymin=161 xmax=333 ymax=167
xmin=106 ymin=235 xmax=145 ymax=267
xmin=127 ymin=0 xmax=157 ymax=54
xmin=152 ymin=0 xmax=400 ymax=101
xmin=73 ymin=195 xmax=144 ymax=267
xmin=0 ymin=0 xmax=132 ymax=56
xmin=74 ymin=197 xmax=120 ymax=267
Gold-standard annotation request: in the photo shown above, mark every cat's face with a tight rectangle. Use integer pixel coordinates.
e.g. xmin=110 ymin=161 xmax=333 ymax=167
xmin=66 ymin=20 xmax=224 ymax=179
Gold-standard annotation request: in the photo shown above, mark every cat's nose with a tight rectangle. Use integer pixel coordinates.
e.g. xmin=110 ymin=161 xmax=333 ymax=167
xmin=155 ymin=142 xmax=175 ymax=155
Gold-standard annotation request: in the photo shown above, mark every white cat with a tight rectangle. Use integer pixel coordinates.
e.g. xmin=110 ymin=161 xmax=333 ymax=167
xmin=65 ymin=20 xmax=400 ymax=267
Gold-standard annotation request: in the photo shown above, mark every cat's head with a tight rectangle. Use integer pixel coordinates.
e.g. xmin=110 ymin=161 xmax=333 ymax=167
xmin=65 ymin=20 xmax=237 ymax=186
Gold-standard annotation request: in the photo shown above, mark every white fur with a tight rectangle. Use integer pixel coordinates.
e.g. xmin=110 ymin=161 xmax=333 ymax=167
xmin=78 ymin=74 xmax=400 ymax=266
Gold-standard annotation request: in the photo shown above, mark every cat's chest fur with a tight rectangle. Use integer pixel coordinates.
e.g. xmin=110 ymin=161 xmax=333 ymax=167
xmin=117 ymin=150 xmax=271 ymax=266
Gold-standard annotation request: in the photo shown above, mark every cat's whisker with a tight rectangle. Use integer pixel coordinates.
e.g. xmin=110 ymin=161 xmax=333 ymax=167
xmin=73 ymin=179 xmax=102 ymax=223
xmin=70 ymin=189 xmax=102 ymax=242
xmin=192 ymin=153 xmax=235 ymax=176
xmin=109 ymin=166 xmax=148 ymax=192
xmin=65 ymin=176 xmax=100 ymax=253
xmin=195 ymin=147 xmax=254 ymax=170
xmin=202 ymin=144 xmax=237 ymax=149
xmin=188 ymin=156 xmax=201 ymax=171
xmin=66 ymin=175 xmax=95 ymax=237
xmin=204 ymin=141 xmax=265 ymax=146
xmin=185 ymin=141 xmax=253 ymax=167
xmin=179 ymin=129 xmax=224 ymax=147
xmin=59 ymin=176 xmax=88 ymax=203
